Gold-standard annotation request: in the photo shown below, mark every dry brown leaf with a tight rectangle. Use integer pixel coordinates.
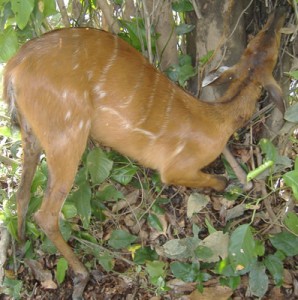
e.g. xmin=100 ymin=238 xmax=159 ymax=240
xmin=41 ymin=279 xmax=57 ymax=290
xmin=283 ymin=269 xmax=293 ymax=287
xmin=189 ymin=286 xmax=233 ymax=300
xmin=268 ymin=287 xmax=284 ymax=299
xmin=112 ymin=190 xmax=140 ymax=213
xmin=25 ymin=259 xmax=52 ymax=282
xmin=167 ymin=279 xmax=196 ymax=293
xmin=25 ymin=259 xmax=57 ymax=290
xmin=187 ymin=193 xmax=210 ymax=218
xmin=200 ymin=231 xmax=229 ymax=262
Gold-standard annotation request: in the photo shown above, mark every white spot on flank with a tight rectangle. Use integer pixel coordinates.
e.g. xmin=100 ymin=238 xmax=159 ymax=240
xmin=84 ymin=91 xmax=89 ymax=99
xmin=87 ymin=70 xmax=93 ymax=81
xmin=79 ymin=120 xmax=84 ymax=130
xmin=73 ymin=63 xmax=79 ymax=70
xmin=99 ymin=91 xmax=107 ymax=98
xmin=85 ymin=120 xmax=91 ymax=131
xmin=93 ymin=85 xmax=107 ymax=99
xmin=172 ymin=141 xmax=186 ymax=157
xmin=62 ymin=91 xmax=68 ymax=100
xmin=65 ymin=110 xmax=72 ymax=121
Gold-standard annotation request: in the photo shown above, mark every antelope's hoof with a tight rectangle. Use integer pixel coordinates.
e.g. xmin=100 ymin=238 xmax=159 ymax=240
xmin=72 ymin=272 xmax=90 ymax=300
xmin=214 ymin=175 xmax=228 ymax=192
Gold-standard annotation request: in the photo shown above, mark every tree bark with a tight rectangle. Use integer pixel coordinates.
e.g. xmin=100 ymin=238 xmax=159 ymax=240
xmin=187 ymin=0 xmax=247 ymax=98
xmin=144 ymin=0 xmax=178 ymax=71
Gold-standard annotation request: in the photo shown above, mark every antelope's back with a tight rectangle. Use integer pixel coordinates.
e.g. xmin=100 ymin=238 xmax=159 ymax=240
xmin=3 ymin=28 xmax=198 ymax=169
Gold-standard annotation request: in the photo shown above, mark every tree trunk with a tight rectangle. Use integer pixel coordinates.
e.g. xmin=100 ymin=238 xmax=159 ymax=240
xmin=187 ymin=0 xmax=247 ymax=99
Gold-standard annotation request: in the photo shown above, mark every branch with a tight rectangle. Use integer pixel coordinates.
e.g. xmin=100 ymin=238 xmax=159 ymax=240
xmin=0 ymin=223 xmax=10 ymax=285
xmin=56 ymin=0 xmax=71 ymax=27
xmin=142 ymin=1 xmax=153 ymax=64
xmin=96 ymin=0 xmax=120 ymax=34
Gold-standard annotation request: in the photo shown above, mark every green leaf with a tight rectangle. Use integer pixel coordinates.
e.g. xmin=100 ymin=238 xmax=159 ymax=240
xmin=254 ymin=240 xmax=265 ymax=256
xmin=31 ymin=168 xmax=47 ymax=193
xmin=259 ymin=138 xmax=279 ymax=162
xmin=0 ymin=27 xmax=18 ymax=62
xmin=258 ymin=138 xmax=291 ymax=171
xmin=11 ymin=0 xmax=34 ymax=29
xmin=3 ymin=278 xmax=22 ymax=300
xmin=264 ymin=254 xmax=284 ymax=286
xmin=228 ymin=224 xmax=257 ymax=271
xmin=96 ymin=185 xmax=123 ymax=202
xmin=249 ymin=262 xmax=269 ymax=298
xmin=205 ymin=218 xmax=216 ymax=234
xmin=199 ymin=50 xmax=214 ymax=66
xmin=108 ymin=229 xmax=137 ymax=249
xmin=176 ymin=24 xmax=195 ymax=35
xmin=56 ymin=258 xmax=68 ymax=284
xmin=134 ymin=247 xmax=158 ymax=265
xmin=224 ymin=184 xmax=243 ymax=201
xmin=162 ymin=237 xmax=200 ymax=259
xmin=284 ymin=212 xmax=298 ymax=234
xmin=220 ymin=275 xmax=241 ymax=290
xmin=68 ymin=182 xmax=91 ymax=229
xmin=0 ymin=126 xmax=12 ymax=138
xmin=284 ymin=103 xmax=298 ymax=122
xmin=111 ymin=164 xmax=138 ymax=185
xmin=187 ymin=193 xmax=209 ymax=218
xmin=62 ymin=203 xmax=77 ymax=219
xmin=194 ymin=245 xmax=214 ymax=260
xmin=87 ymin=148 xmax=113 ymax=184
xmin=283 ymin=157 xmax=298 ymax=201
xmin=199 ymin=231 xmax=229 ymax=262
xmin=166 ymin=54 xmax=197 ymax=87
xmin=42 ymin=0 xmax=58 ymax=17
xmin=170 ymin=262 xmax=200 ymax=282
xmin=172 ymin=0 xmax=194 ymax=12
xmin=147 ymin=213 xmax=163 ymax=232
xmin=269 ymin=231 xmax=298 ymax=256
xmin=146 ymin=261 xmax=166 ymax=285
xmin=285 ymin=70 xmax=298 ymax=79
xmin=96 ymin=253 xmax=114 ymax=272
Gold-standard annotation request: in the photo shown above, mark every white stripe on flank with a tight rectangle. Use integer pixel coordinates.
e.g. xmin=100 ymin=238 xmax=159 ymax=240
xmin=136 ymin=72 xmax=160 ymax=125
xmin=98 ymin=36 xmax=119 ymax=84
xmin=119 ymin=64 xmax=145 ymax=108
xmin=98 ymin=105 xmax=156 ymax=139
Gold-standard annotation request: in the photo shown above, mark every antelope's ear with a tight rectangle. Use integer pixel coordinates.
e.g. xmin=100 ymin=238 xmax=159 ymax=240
xmin=264 ymin=78 xmax=285 ymax=114
xmin=202 ymin=66 xmax=236 ymax=87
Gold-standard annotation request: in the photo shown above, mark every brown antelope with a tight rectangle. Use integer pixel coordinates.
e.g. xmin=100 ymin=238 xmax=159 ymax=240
xmin=3 ymin=8 xmax=285 ymax=300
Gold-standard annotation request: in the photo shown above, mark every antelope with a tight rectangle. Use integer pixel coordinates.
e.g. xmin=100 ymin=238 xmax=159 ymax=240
xmin=3 ymin=7 xmax=285 ymax=300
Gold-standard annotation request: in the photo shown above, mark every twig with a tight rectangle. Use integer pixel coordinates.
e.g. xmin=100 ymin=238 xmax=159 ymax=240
xmin=96 ymin=0 xmax=120 ymax=34
xmin=0 ymin=154 xmax=18 ymax=167
xmin=222 ymin=146 xmax=253 ymax=191
xmin=0 ymin=222 xmax=10 ymax=285
xmin=72 ymin=236 xmax=135 ymax=266
xmin=255 ymin=148 xmax=281 ymax=233
xmin=142 ymin=1 xmax=153 ymax=64
xmin=190 ymin=0 xmax=202 ymax=19
xmin=56 ymin=0 xmax=70 ymax=27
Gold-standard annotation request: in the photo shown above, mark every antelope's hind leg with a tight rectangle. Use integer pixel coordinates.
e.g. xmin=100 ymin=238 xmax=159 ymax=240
xmin=17 ymin=116 xmax=42 ymax=244
xmin=161 ymin=159 xmax=227 ymax=192
xmin=33 ymin=130 xmax=90 ymax=300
